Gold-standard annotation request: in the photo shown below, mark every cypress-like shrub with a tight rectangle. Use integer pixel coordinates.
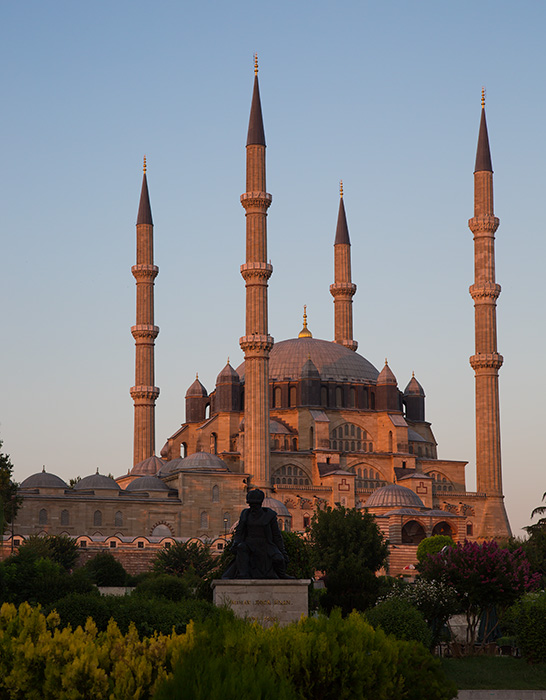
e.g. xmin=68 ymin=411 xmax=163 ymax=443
xmin=365 ymin=597 xmax=432 ymax=648
xmin=504 ymin=592 xmax=546 ymax=663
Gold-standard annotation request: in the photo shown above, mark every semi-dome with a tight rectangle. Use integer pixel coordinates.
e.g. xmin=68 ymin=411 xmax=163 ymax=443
xmin=160 ymin=451 xmax=230 ymax=475
xmin=130 ymin=455 xmax=165 ymax=476
xmin=20 ymin=470 xmax=68 ymax=489
xmin=263 ymin=496 xmax=291 ymax=517
xmin=237 ymin=337 xmax=379 ymax=384
xmin=364 ymin=483 xmax=425 ymax=509
xmin=74 ymin=473 xmax=121 ymax=491
xmin=125 ymin=476 xmax=170 ymax=491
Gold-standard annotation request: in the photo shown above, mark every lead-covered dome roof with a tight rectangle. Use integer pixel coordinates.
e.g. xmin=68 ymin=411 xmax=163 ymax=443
xmin=20 ymin=471 xmax=68 ymax=489
xmin=237 ymin=337 xmax=379 ymax=384
xmin=263 ymin=497 xmax=291 ymax=517
xmin=130 ymin=455 xmax=165 ymax=476
xmin=364 ymin=483 xmax=425 ymax=509
xmin=159 ymin=451 xmax=230 ymax=475
xmin=74 ymin=473 xmax=121 ymax=490
xmin=125 ymin=476 xmax=170 ymax=491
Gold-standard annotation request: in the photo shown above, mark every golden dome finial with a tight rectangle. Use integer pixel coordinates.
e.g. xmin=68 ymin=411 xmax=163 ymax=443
xmin=227 ymin=356 xmax=230 ymax=365
xmin=340 ymin=180 xmax=343 ymax=198
xmin=196 ymin=372 xmax=199 ymax=380
xmin=254 ymin=53 xmax=258 ymax=76
xmin=481 ymin=87 xmax=485 ymax=109
xmin=385 ymin=357 xmax=388 ymax=365
xmin=298 ymin=305 xmax=313 ymax=338
xmin=143 ymin=155 xmax=147 ymax=173
xmin=412 ymin=370 xmax=415 ymax=378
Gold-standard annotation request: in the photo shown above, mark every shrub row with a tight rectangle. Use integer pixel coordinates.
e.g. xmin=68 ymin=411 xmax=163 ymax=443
xmin=0 ymin=602 xmax=457 ymax=700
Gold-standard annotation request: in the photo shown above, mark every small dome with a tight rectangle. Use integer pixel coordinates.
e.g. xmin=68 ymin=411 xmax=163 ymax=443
xmin=364 ymin=484 xmax=425 ymax=509
xmin=20 ymin=471 xmax=68 ymax=489
xmin=186 ymin=375 xmax=207 ymax=397
xmin=216 ymin=362 xmax=240 ymax=385
xmin=130 ymin=455 xmax=165 ymax=476
xmin=263 ymin=497 xmax=291 ymax=517
xmin=160 ymin=452 xmax=230 ymax=475
xmin=377 ymin=360 xmax=397 ymax=386
xmin=74 ymin=473 xmax=121 ymax=491
xmin=125 ymin=476 xmax=170 ymax=491
xmin=404 ymin=374 xmax=425 ymax=397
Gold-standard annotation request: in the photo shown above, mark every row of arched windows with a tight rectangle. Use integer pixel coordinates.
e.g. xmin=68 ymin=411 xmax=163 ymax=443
xmin=330 ymin=423 xmax=373 ymax=453
xmin=271 ymin=437 xmax=298 ymax=451
xmin=38 ymin=509 xmax=124 ymax=527
xmin=429 ymin=472 xmax=454 ymax=492
xmin=272 ymin=465 xmax=310 ymax=486
xmin=271 ymin=384 xmax=374 ymax=410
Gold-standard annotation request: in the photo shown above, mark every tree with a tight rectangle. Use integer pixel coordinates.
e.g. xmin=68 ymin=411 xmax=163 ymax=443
xmin=281 ymin=531 xmax=314 ymax=579
xmin=0 ymin=441 xmax=22 ymax=534
xmin=528 ymin=491 xmax=546 ymax=533
xmin=309 ymin=506 xmax=388 ymax=615
xmin=416 ymin=535 xmax=454 ymax=566
xmin=419 ymin=539 xmax=540 ymax=647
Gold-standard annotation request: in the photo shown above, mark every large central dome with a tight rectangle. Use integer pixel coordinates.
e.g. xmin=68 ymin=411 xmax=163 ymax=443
xmin=237 ymin=337 xmax=379 ymax=384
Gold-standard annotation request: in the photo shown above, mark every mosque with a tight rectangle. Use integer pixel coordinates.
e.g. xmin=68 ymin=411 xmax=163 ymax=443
xmin=11 ymin=65 xmax=512 ymax=574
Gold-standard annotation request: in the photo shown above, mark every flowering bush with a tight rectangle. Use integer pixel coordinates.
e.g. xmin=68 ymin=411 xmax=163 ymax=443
xmin=419 ymin=539 xmax=540 ymax=646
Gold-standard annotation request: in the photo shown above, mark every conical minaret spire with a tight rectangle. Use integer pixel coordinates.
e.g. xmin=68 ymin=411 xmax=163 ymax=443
xmin=239 ymin=57 xmax=274 ymax=491
xmin=130 ymin=158 xmax=160 ymax=466
xmin=468 ymin=92 xmax=511 ymax=537
xmin=330 ymin=181 xmax=358 ymax=351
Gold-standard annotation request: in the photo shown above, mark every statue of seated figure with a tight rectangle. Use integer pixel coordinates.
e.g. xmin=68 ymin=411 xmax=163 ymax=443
xmin=222 ymin=488 xmax=292 ymax=579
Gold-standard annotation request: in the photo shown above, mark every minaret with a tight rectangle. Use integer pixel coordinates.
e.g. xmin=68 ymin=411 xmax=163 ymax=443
xmin=239 ymin=56 xmax=274 ymax=491
xmin=468 ymin=91 xmax=511 ymax=537
xmin=130 ymin=157 xmax=160 ymax=466
xmin=330 ymin=181 xmax=358 ymax=351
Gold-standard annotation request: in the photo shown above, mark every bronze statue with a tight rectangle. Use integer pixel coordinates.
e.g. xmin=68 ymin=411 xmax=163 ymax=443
xmin=222 ymin=489 xmax=292 ymax=579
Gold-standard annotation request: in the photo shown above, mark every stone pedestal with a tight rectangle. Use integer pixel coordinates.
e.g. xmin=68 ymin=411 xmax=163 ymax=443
xmin=211 ymin=579 xmax=310 ymax=627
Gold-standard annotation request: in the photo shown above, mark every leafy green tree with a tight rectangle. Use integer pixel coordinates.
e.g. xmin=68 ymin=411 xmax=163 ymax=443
xmin=528 ymin=491 xmax=546 ymax=533
xmin=419 ymin=539 xmax=540 ymax=647
xmin=17 ymin=534 xmax=79 ymax=570
xmin=83 ymin=551 xmax=129 ymax=586
xmin=0 ymin=441 xmax=22 ymax=534
xmin=416 ymin=535 xmax=454 ymax=566
xmin=281 ymin=531 xmax=314 ymax=579
xmin=153 ymin=540 xmax=215 ymax=579
xmin=309 ymin=505 xmax=388 ymax=615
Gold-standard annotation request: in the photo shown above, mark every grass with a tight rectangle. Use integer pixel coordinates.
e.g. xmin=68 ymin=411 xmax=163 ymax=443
xmin=441 ymin=656 xmax=546 ymax=690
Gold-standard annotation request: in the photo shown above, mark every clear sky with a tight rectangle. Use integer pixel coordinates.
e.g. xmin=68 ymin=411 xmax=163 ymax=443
xmin=1 ymin=1 xmax=544 ymax=537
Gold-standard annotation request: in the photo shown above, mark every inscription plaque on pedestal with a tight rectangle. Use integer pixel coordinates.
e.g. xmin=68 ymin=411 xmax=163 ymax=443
xmin=211 ymin=579 xmax=311 ymax=628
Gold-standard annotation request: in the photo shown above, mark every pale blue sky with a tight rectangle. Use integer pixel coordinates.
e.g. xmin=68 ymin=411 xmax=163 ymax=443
xmin=1 ymin=1 xmax=544 ymax=536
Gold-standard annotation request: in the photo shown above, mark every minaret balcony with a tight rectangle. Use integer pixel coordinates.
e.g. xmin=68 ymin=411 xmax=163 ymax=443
xmin=469 ymin=282 xmax=501 ymax=302
xmin=468 ymin=215 xmax=499 ymax=236
xmin=469 ymin=353 xmax=504 ymax=371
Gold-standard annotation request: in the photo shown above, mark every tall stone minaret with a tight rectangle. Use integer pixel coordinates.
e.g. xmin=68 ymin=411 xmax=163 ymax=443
xmin=239 ymin=57 xmax=274 ymax=491
xmin=330 ymin=182 xmax=357 ymax=351
xmin=468 ymin=92 xmax=511 ymax=537
xmin=130 ymin=157 xmax=160 ymax=466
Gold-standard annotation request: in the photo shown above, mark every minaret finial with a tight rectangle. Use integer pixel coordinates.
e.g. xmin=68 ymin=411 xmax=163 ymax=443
xmin=481 ymin=87 xmax=485 ymax=109
xmin=143 ymin=155 xmax=147 ymax=173
xmin=340 ymin=180 xmax=343 ymax=198
xmin=227 ymin=356 xmax=230 ymax=365
xmin=385 ymin=358 xmax=388 ymax=365
xmin=298 ymin=305 xmax=313 ymax=338
xmin=254 ymin=53 xmax=258 ymax=76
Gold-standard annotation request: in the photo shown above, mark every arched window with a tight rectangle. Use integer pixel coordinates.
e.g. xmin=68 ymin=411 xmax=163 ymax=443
xmin=303 ymin=513 xmax=310 ymax=529
xmin=39 ymin=508 xmax=47 ymax=525
xmin=200 ymin=511 xmax=209 ymax=529
xmin=401 ymin=520 xmax=426 ymax=545
xmin=93 ymin=510 xmax=102 ymax=527
xmin=351 ymin=387 xmax=358 ymax=408
xmin=274 ymin=387 xmax=282 ymax=407
xmin=432 ymin=522 xmax=453 ymax=537
xmin=388 ymin=431 xmax=393 ymax=452
xmin=336 ymin=387 xmax=343 ymax=407
xmin=292 ymin=438 xmax=297 ymax=451
xmin=289 ymin=386 xmax=297 ymax=407
xmin=205 ymin=403 xmax=211 ymax=419
xmin=181 ymin=442 xmax=187 ymax=458
xmin=60 ymin=509 xmax=69 ymax=526
xmin=151 ymin=523 xmax=172 ymax=538
xmin=309 ymin=427 xmax=314 ymax=449
xmin=114 ymin=511 xmax=123 ymax=527
xmin=210 ymin=433 xmax=217 ymax=455
xmin=212 ymin=485 xmax=220 ymax=502
xmin=370 ymin=392 xmax=375 ymax=409
xmin=321 ymin=386 xmax=328 ymax=406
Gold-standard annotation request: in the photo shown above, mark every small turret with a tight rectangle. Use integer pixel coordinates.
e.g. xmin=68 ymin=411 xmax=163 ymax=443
xmin=215 ymin=360 xmax=241 ymax=412
xmin=300 ymin=355 xmax=320 ymax=406
xmin=403 ymin=372 xmax=425 ymax=421
xmin=375 ymin=359 xmax=400 ymax=411
xmin=185 ymin=374 xmax=209 ymax=422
